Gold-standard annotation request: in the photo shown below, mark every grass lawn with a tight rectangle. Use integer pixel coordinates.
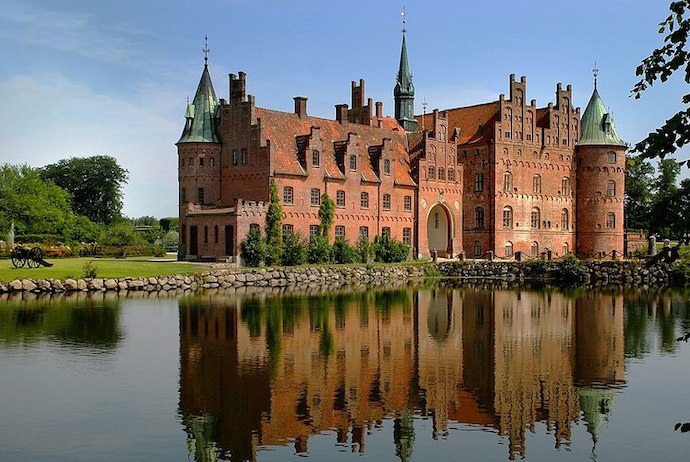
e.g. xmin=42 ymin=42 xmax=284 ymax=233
xmin=0 ymin=255 xmax=212 ymax=283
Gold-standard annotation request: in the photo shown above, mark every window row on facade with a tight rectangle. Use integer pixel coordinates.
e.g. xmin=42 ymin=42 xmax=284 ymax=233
xmin=472 ymin=207 xmax=616 ymax=230
xmin=424 ymin=166 xmax=457 ymax=182
xmin=180 ymin=156 xmax=216 ymax=168
xmin=281 ymin=223 xmax=412 ymax=244
xmin=471 ymin=240 xmax=570 ymax=259
xmin=282 ymin=187 xmax=413 ymax=211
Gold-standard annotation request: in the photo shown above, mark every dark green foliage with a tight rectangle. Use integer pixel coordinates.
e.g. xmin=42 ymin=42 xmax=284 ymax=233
xmin=318 ymin=193 xmax=335 ymax=237
xmin=159 ymin=217 xmax=179 ymax=232
xmin=281 ymin=232 xmax=307 ymax=266
xmin=552 ymin=255 xmax=587 ymax=283
xmin=524 ymin=258 xmax=548 ymax=276
xmin=631 ymin=1 xmax=690 ymax=166
xmin=82 ymin=261 xmax=98 ymax=279
xmin=98 ymin=221 xmax=145 ymax=246
xmin=650 ymin=159 xmax=682 ymax=237
xmin=372 ymin=235 xmax=410 ymax=263
xmin=625 ymin=157 xmax=655 ymax=230
xmin=132 ymin=216 xmax=158 ymax=226
xmin=331 ymin=236 xmax=358 ymax=264
xmin=240 ymin=227 xmax=265 ymax=267
xmin=41 ymin=155 xmax=129 ymax=224
xmin=307 ymin=235 xmax=331 ymax=264
xmin=356 ymin=235 xmax=371 ymax=263
xmin=264 ymin=181 xmax=283 ymax=266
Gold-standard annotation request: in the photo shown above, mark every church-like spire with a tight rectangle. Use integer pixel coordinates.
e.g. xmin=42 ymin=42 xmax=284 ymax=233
xmin=577 ymin=68 xmax=625 ymax=147
xmin=394 ymin=9 xmax=417 ymax=132
xmin=178 ymin=36 xmax=220 ymax=144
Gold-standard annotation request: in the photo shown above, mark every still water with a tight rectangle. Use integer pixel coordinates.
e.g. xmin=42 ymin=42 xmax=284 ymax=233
xmin=1 ymin=285 xmax=690 ymax=461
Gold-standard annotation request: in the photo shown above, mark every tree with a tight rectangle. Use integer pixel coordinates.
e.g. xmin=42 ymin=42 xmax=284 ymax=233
xmin=264 ymin=181 xmax=283 ymax=266
xmin=41 ymin=155 xmax=129 ymax=224
xmin=625 ymin=157 xmax=655 ymax=230
xmin=650 ymin=159 xmax=682 ymax=237
xmin=318 ymin=193 xmax=335 ymax=237
xmin=632 ymin=0 xmax=690 ymax=166
xmin=240 ymin=227 xmax=265 ymax=267
xmin=0 ymin=164 xmax=76 ymax=240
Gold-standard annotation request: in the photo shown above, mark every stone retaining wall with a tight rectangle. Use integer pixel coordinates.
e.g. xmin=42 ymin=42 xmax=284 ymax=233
xmin=0 ymin=265 xmax=427 ymax=295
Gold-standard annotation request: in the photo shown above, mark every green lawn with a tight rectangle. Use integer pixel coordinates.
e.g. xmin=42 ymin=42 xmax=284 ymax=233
xmin=0 ymin=255 xmax=212 ymax=283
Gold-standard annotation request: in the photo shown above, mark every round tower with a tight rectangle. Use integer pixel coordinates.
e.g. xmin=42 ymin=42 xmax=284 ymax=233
xmin=176 ymin=38 xmax=222 ymax=259
xmin=575 ymin=75 xmax=626 ymax=258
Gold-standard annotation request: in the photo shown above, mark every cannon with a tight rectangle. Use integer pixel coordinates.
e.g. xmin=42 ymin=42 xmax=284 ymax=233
xmin=10 ymin=246 xmax=53 ymax=268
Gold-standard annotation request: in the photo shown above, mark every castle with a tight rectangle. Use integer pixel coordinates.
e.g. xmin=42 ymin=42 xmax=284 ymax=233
xmin=177 ymin=31 xmax=626 ymax=262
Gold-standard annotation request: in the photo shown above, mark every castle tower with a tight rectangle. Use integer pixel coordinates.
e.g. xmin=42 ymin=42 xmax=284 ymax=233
xmin=575 ymin=71 xmax=626 ymax=258
xmin=394 ymin=15 xmax=417 ymax=132
xmin=177 ymin=37 xmax=222 ymax=258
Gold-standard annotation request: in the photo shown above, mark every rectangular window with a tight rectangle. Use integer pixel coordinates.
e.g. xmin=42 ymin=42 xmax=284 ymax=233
xmin=241 ymin=148 xmax=248 ymax=164
xmin=336 ymin=190 xmax=345 ymax=208
xmin=404 ymin=195 xmax=412 ymax=211
xmin=475 ymin=172 xmax=484 ymax=192
xmin=309 ymin=225 xmax=320 ymax=236
xmin=181 ymin=157 xmax=185 ymax=167
xmin=448 ymin=169 xmax=455 ymax=182
xmin=199 ymin=157 xmax=204 ymax=167
xmin=360 ymin=192 xmax=369 ymax=209
xmin=209 ymin=157 xmax=215 ymax=167
xmin=198 ymin=187 xmax=205 ymax=204
xmin=562 ymin=177 xmax=570 ymax=195
xmin=607 ymin=152 xmax=617 ymax=163
xmin=189 ymin=157 xmax=194 ymax=166
xmin=359 ymin=226 xmax=369 ymax=239
xmin=310 ymin=188 xmax=320 ymax=206
xmin=232 ymin=150 xmax=238 ymax=165
xmin=382 ymin=227 xmax=391 ymax=238
xmin=312 ymin=150 xmax=320 ymax=167
xmin=335 ymin=225 xmax=345 ymax=237
xmin=249 ymin=223 xmax=260 ymax=232
xmin=402 ymin=228 xmax=412 ymax=244
xmin=383 ymin=159 xmax=391 ymax=175
xmin=283 ymin=186 xmax=293 ymax=204
xmin=531 ymin=211 xmax=540 ymax=228
xmin=475 ymin=208 xmax=484 ymax=228
xmin=383 ymin=194 xmax=391 ymax=210
xmin=349 ymin=155 xmax=357 ymax=171
xmin=282 ymin=224 xmax=293 ymax=236
xmin=533 ymin=175 xmax=541 ymax=193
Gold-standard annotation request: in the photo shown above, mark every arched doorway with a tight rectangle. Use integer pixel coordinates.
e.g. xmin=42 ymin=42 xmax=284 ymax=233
xmin=427 ymin=204 xmax=451 ymax=257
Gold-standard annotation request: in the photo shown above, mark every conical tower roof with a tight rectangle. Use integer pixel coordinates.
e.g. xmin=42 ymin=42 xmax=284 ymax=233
xmin=395 ymin=30 xmax=414 ymax=96
xmin=178 ymin=58 xmax=220 ymax=144
xmin=577 ymin=86 xmax=625 ymax=147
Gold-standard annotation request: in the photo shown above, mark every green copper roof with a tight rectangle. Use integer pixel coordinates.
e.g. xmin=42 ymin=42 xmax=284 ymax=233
xmin=178 ymin=64 xmax=220 ymax=144
xmin=577 ymin=88 xmax=626 ymax=147
xmin=395 ymin=31 xmax=414 ymax=96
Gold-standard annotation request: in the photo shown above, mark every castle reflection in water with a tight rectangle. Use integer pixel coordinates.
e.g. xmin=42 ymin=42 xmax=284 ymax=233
xmin=178 ymin=287 xmax=626 ymax=461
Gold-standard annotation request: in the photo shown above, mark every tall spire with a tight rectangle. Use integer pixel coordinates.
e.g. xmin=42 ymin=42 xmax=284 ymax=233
xmin=577 ymin=69 xmax=625 ymax=147
xmin=177 ymin=37 xmax=220 ymax=144
xmin=394 ymin=8 xmax=417 ymax=132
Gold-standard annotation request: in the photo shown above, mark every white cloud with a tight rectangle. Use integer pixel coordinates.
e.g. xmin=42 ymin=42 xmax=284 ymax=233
xmin=0 ymin=72 xmax=181 ymax=218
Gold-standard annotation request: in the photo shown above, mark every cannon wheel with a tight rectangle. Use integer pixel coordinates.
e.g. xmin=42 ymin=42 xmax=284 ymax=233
xmin=11 ymin=250 xmax=26 ymax=268
xmin=27 ymin=247 xmax=43 ymax=268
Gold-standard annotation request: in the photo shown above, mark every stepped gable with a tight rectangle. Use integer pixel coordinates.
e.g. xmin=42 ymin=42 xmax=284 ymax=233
xmin=417 ymin=102 xmax=499 ymax=145
xmin=256 ymin=107 xmax=415 ymax=186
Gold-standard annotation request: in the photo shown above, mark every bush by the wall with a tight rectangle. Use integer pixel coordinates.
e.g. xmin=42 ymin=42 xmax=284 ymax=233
xmin=307 ymin=235 xmax=331 ymax=264
xmin=331 ymin=236 xmax=358 ymax=264
xmin=372 ymin=235 xmax=410 ymax=263
xmin=356 ymin=235 xmax=371 ymax=263
xmin=281 ymin=232 xmax=307 ymax=266
xmin=240 ymin=227 xmax=265 ymax=267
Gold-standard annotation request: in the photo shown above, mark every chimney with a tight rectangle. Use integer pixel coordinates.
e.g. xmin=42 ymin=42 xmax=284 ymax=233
xmin=375 ymin=101 xmax=383 ymax=118
xmin=336 ymin=104 xmax=349 ymax=125
xmin=294 ymin=97 xmax=308 ymax=118
xmin=230 ymin=72 xmax=247 ymax=106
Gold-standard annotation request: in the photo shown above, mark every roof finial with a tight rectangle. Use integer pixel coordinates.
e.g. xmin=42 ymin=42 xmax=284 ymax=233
xmin=401 ymin=6 xmax=407 ymax=33
xmin=593 ymin=61 xmax=599 ymax=90
xmin=203 ymin=35 xmax=210 ymax=67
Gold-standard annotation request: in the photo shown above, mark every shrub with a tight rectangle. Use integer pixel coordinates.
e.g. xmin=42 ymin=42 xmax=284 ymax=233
xmin=331 ymin=237 xmax=357 ymax=264
xmin=372 ymin=235 xmax=410 ymax=263
xmin=82 ymin=261 xmax=97 ymax=279
xmin=307 ymin=235 xmax=331 ymax=264
xmin=98 ymin=221 xmax=144 ymax=247
xmin=240 ymin=227 xmax=265 ymax=267
xmin=552 ymin=254 xmax=586 ymax=282
xmin=281 ymin=232 xmax=307 ymax=266
xmin=356 ymin=235 xmax=371 ymax=263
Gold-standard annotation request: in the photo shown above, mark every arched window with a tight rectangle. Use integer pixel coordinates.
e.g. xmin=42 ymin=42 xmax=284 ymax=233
xmin=531 ymin=241 xmax=539 ymax=257
xmin=505 ymin=241 xmax=513 ymax=257
xmin=503 ymin=206 xmax=513 ymax=228
xmin=312 ymin=149 xmax=320 ymax=167
xmin=606 ymin=212 xmax=616 ymax=228
xmin=561 ymin=209 xmax=569 ymax=230
xmin=474 ymin=240 xmax=482 ymax=257
xmin=533 ymin=174 xmax=542 ymax=193
xmin=562 ymin=177 xmax=570 ymax=195
xmin=606 ymin=180 xmax=616 ymax=197
xmin=475 ymin=172 xmax=484 ymax=191
xmin=562 ymin=242 xmax=569 ymax=256
xmin=475 ymin=207 xmax=485 ymax=228
xmin=503 ymin=172 xmax=513 ymax=192
xmin=531 ymin=207 xmax=540 ymax=228
xmin=428 ymin=167 xmax=436 ymax=180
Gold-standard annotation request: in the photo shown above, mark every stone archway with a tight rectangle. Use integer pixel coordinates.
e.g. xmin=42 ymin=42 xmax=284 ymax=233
xmin=427 ymin=203 xmax=451 ymax=257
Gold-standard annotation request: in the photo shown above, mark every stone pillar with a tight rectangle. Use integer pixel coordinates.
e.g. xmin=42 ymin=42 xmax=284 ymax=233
xmin=648 ymin=235 xmax=656 ymax=256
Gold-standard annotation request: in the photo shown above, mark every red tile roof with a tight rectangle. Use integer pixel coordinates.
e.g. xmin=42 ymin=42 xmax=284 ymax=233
xmin=416 ymin=102 xmax=499 ymax=145
xmin=256 ymin=108 xmax=415 ymax=186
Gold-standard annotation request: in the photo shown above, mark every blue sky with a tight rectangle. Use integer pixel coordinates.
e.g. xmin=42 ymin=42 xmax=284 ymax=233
xmin=0 ymin=0 xmax=685 ymax=218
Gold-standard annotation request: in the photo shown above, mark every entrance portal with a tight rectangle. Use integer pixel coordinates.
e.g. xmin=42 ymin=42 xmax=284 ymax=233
xmin=427 ymin=204 xmax=450 ymax=257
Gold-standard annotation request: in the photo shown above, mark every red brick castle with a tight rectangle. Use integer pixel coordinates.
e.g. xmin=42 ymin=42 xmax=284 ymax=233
xmin=177 ymin=32 xmax=625 ymax=262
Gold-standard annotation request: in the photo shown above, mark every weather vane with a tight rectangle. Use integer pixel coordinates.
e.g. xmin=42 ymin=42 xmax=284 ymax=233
xmin=203 ymin=35 xmax=210 ymax=66
xmin=593 ymin=61 xmax=599 ymax=90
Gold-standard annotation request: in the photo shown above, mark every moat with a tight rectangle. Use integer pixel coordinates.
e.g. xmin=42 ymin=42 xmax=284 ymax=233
xmin=1 ymin=284 xmax=690 ymax=461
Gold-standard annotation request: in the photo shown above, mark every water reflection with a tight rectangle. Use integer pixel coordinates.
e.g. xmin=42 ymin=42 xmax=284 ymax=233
xmin=177 ymin=287 xmax=655 ymax=461
xmin=0 ymin=292 xmax=123 ymax=350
